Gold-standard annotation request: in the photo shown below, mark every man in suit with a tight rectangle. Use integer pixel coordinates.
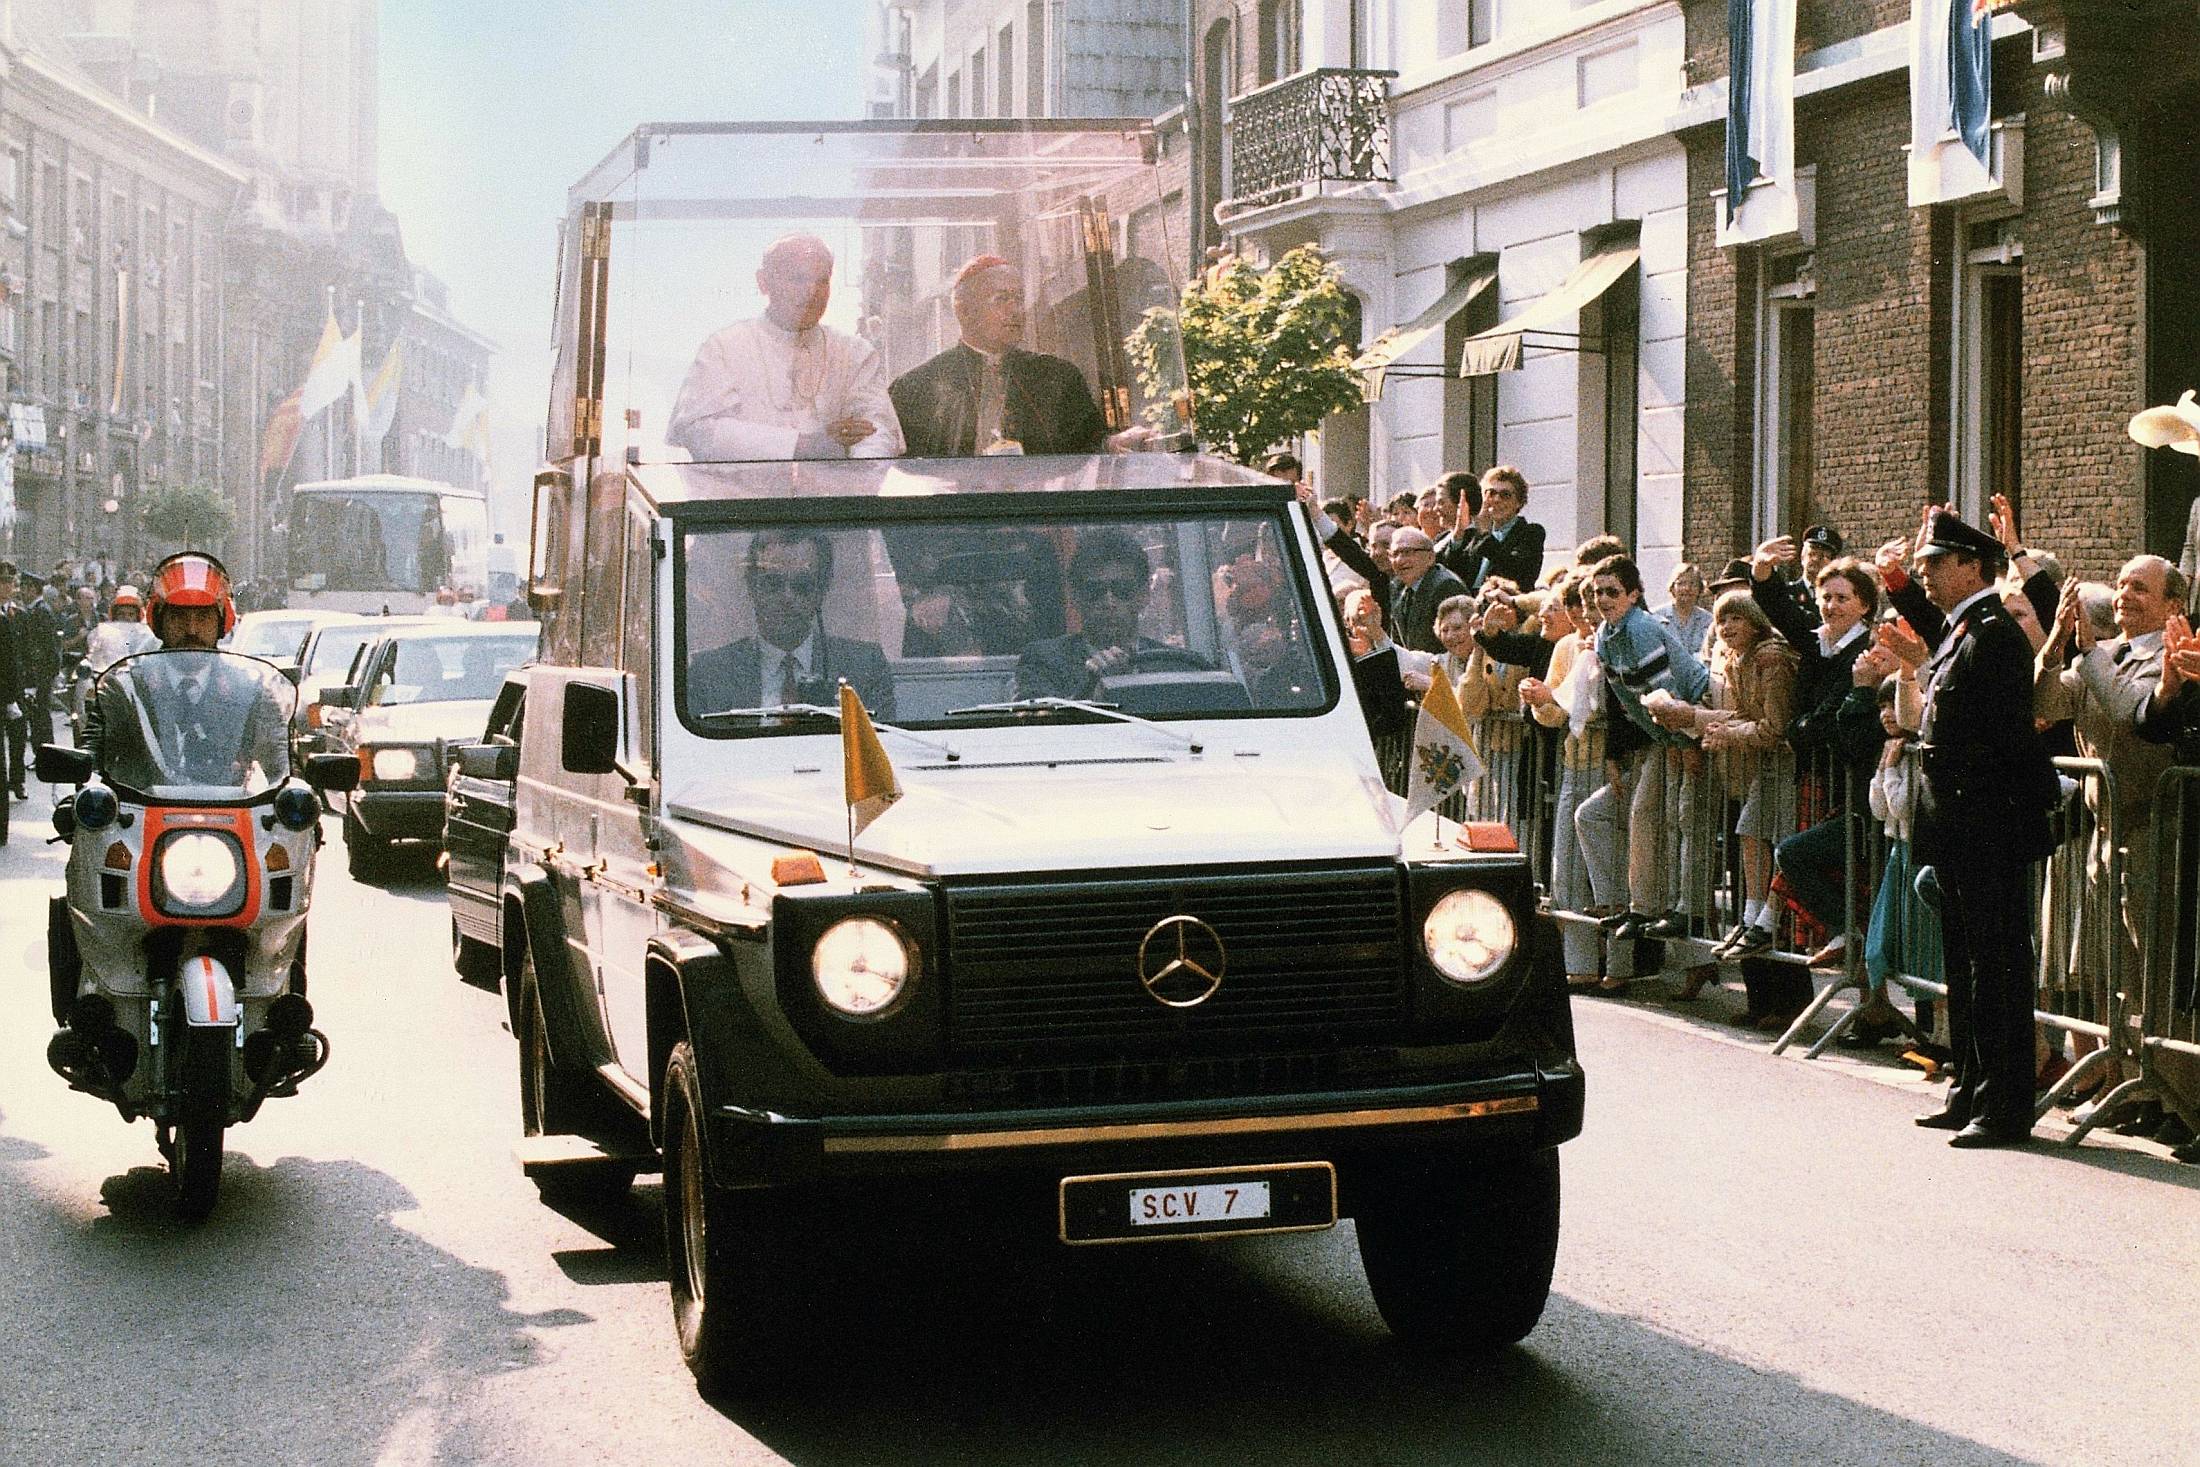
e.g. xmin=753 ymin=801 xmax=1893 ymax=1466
xmin=1435 ymin=465 xmax=1545 ymax=594
xmin=688 ymin=530 xmax=896 ymax=720
xmin=1384 ymin=527 xmax=1469 ymax=655
xmin=889 ymin=255 xmax=1116 ymax=458
xmin=0 ymin=561 xmax=23 ymax=801
xmin=1891 ymin=511 xmax=2061 ymax=1148
xmin=1015 ymin=529 xmax=1184 ymax=699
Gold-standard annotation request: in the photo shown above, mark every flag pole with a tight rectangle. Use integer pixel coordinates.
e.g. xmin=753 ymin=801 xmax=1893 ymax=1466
xmin=353 ymin=298 xmax=366 ymax=475
xmin=323 ymin=286 xmax=337 ymax=480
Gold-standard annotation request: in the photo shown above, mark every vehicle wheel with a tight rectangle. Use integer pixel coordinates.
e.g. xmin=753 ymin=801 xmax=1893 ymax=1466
xmin=169 ymin=1025 xmax=233 ymax=1223
xmin=663 ymin=1039 xmax=795 ymax=1395
xmin=515 ymin=946 xmax=630 ymax=1201
xmin=1355 ymin=1149 xmax=1560 ymax=1352
xmin=452 ymin=918 xmax=501 ymax=985
xmin=343 ymin=806 xmax=386 ymax=881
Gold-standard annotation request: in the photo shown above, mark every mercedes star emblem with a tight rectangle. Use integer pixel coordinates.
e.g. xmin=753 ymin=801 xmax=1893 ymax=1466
xmin=1137 ymin=914 xmax=1227 ymax=1008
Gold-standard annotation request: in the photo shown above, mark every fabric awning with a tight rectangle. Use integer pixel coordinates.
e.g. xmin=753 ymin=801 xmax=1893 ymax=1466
xmin=1457 ymin=237 xmax=1641 ymax=377
xmin=1350 ymin=267 xmax=1497 ymax=402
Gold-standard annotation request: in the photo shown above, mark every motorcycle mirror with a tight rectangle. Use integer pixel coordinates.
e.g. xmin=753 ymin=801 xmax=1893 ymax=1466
xmin=34 ymin=743 xmax=93 ymax=785
xmin=302 ymin=752 xmax=360 ymax=793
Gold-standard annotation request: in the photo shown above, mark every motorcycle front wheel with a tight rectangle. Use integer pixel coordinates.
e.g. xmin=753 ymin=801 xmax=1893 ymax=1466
xmin=168 ymin=1024 xmax=232 ymax=1222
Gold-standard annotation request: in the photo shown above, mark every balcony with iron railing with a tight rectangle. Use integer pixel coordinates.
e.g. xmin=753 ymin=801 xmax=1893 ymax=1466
xmin=1222 ymin=67 xmax=1396 ymax=217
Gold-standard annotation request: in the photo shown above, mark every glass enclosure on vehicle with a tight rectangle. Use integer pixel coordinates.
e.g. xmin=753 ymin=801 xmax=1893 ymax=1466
xmin=92 ymin=650 xmax=296 ymax=798
xmin=289 ymin=478 xmax=490 ymax=609
xmin=673 ymin=493 xmax=1335 ymax=735
xmin=225 ymin=614 xmax=319 ymax=661
xmin=549 ymin=122 xmax=1192 ymax=469
xmin=360 ymin=632 xmax=541 ymax=707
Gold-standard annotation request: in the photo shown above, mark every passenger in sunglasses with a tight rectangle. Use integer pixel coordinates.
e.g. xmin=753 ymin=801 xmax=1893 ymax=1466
xmin=688 ymin=529 xmax=896 ymax=720
xmin=1015 ymin=528 xmax=1202 ymax=699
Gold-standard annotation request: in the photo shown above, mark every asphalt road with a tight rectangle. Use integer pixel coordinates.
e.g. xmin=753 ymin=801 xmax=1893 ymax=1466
xmin=2 ymin=771 xmax=2195 ymax=1466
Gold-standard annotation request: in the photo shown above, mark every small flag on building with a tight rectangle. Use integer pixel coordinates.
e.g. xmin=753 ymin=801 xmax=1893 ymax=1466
xmin=1724 ymin=0 xmax=1797 ymax=222
xmin=1911 ymin=0 xmax=1994 ymax=182
xmin=298 ymin=308 xmax=360 ymax=420
xmin=1403 ymin=671 xmax=1486 ymax=827
xmin=260 ymin=388 xmax=304 ymax=479
xmin=356 ymin=340 xmax=404 ymax=451
xmin=840 ymin=681 xmax=902 ymax=841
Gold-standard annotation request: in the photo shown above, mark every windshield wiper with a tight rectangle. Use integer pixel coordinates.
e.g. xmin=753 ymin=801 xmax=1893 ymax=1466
xmin=698 ymin=701 xmax=960 ymax=761
xmin=946 ymin=696 xmax=1202 ymax=754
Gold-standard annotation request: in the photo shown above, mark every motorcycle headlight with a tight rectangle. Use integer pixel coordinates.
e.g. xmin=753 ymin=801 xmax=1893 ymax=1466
xmin=154 ymin=831 xmax=247 ymax=916
xmin=73 ymin=785 xmax=118 ymax=831
xmin=369 ymin=746 xmax=422 ymax=782
xmin=1422 ymin=888 xmax=1517 ymax=986
xmin=812 ymin=917 xmax=913 ymax=1018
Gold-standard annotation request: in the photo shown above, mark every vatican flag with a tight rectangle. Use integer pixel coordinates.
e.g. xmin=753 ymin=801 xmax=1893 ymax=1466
xmin=840 ymin=682 xmax=902 ymax=838
xmin=1403 ymin=671 xmax=1486 ymax=826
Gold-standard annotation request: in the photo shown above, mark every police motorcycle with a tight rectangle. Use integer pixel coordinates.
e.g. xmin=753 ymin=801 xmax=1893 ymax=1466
xmin=38 ymin=554 xmax=358 ymax=1220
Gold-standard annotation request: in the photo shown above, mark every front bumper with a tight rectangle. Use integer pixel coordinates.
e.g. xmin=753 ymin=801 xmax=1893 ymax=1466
xmin=703 ymin=1062 xmax=1584 ymax=1202
xmin=351 ymin=788 xmax=447 ymax=841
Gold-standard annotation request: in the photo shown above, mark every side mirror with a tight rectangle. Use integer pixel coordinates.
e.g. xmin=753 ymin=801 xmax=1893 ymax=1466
xmin=561 ymin=682 xmax=622 ymax=776
xmin=320 ymin=686 xmax=357 ymax=710
xmin=280 ymin=665 xmax=302 ymax=686
xmin=35 ymin=743 xmax=94 ymax=785
xmin=458 ymin=741 xmax=519 ymax=781
xmin=303 ymin=753 xmax=360 ymax=793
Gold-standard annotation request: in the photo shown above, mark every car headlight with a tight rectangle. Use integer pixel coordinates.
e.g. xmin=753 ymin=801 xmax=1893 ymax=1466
xmin=156 ymin=831 xmax=246 ymax=915
xmin=1422 ymin=888 xmax=1517 ymax=986
xmin=812 ymin=917 xmax=913 ymax=1017
xmin=369 ymin=746 xmax=422 ymax=781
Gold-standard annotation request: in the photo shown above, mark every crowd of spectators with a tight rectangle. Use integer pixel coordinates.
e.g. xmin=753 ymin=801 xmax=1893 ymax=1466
xmin=1284 ymin=459 xmax=2200 ymax=1162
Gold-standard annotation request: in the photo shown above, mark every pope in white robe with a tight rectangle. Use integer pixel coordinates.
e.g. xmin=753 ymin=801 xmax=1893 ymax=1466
xmin=665 ymin=234 xmax=904 ymax=462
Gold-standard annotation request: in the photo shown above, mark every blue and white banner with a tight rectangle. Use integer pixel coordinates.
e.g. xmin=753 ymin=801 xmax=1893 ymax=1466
xmin=1910 ymin=0 xmax=1994 ymax=188
xmin=1725 ymin=0 xmax=1797 ymax=223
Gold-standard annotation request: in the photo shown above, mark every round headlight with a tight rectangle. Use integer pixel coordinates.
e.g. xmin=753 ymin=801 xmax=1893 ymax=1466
xmin=160 ymin=832 xmax=242 ymax=909
xmin=812 ymin=917 xmax=913 ymax=1018
xmin=370 ymin=747 xmax=421 ymax=781
xmin=1422 ymin=889 xmax=1517 ymax=986
xmin=73 ymin=785 xmax=118 ymax=831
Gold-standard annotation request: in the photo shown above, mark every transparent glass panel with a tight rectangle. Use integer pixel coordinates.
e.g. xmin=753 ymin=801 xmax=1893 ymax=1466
xmin=566 ymin=123 xmax=1191 ymax=467
xmin=367 ymin=632 xmax=541 ymax=707
xmin=92 ymin=649 xmax=295 ymax=795
xmin=676 ymin=504 xmax=1334 ymax=736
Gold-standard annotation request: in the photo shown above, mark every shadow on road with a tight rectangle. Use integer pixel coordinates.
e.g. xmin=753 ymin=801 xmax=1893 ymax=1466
xmin=700 ymin=1224 xmax=2034 ymax=1467
xmin=0 ymin=1138 xmax=587 ymax=1466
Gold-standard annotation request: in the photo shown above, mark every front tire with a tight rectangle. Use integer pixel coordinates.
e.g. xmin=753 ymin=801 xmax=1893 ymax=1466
xmin=169 ymin=1025 xmax=233 ymax=1223
xmin=515 ymin=945 xmax=630 ymax=1202
xmin=1356 ymin=1149 xmax=1560 ymax=1352
xmin=663 ymin=1040 xmax=793 ymax=1396
xmin=343 ymin=806 xmax=387 ymax=881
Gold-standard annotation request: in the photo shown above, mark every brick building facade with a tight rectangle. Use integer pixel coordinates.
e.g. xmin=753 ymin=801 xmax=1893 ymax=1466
xmin=1679 ymin=0 xmax=2194 ymax=586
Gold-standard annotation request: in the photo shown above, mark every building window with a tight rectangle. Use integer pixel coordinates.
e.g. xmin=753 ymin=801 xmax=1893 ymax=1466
xmin=1027 ymin=0 xmax=1048 ymax=113
xmin=1955 ymin=218 xmax=2022 ymax=523
xmin=1199 ymin=19 xmax=1233 ymax=248
xmin=914 ymin=64 xmax=937 ymax=119
xmin=1257 ymin=0 xmax=1301 ymax=85
xmin=41 ymin=163 xmax=60 ymax=247
xmin=1 ymin=149 xmax=19 ymax=213
xmin=947 ymin=69 xmax=961 ymax=119
xmin=1753 ymin=250 xmax=1818 ymax=540
xmin=971 ymin=49 xmax=988 ymax=118
xmin=1439 ymin=0 xmax=1495 ymax=56
xmin=1582 ymin=259 xmax=1641 ymax=547
xmin=1442 ymin=258 xmax=1500 ymax=479
xmin=998 ymin=23 xmax=1016 ymax=115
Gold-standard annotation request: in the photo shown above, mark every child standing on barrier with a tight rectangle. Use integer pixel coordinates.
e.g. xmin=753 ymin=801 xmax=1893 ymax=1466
xmin=1859 ymin=672 xmax=1937 ymax=1046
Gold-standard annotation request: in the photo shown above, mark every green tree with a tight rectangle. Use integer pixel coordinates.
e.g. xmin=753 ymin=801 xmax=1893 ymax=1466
xmin=138 ymin=481 xmax=233 ymax=548
xmin=1127 ymin=244 xmax=1366 ymax=466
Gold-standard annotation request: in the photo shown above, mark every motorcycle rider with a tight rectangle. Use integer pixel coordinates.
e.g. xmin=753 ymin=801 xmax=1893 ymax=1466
xmin=84 ymin=552 xmax=289 ymax=787
xmin=73 ymin=586 xmax=157 ymax=739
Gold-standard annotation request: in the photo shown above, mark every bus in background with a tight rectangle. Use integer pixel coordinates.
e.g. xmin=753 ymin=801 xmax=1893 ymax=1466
xmin=286 ymin=474 xmax=489 ymax=615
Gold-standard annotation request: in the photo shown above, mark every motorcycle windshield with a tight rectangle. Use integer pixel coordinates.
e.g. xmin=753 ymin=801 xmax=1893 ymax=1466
xmin=92 ymin=650 xmax=298 ymax=799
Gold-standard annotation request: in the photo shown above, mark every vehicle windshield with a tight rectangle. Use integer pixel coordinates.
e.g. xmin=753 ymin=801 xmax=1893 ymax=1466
xmin=290 ymin=489 xmax=489 ymax=595
xmin=556 ymin=123 xmax=1192 ymax=468
xmin=303 ymin=622 xmax=386 ymax=680
xmin=369 ymin=632 xmax=539 ymax=706
xmin=92 ymin=649 xmax=296 ymax=797
xmin=226 ymin=614 xmax=318 ymax=660
xmin=676 ymin=506 xmax=1334 ymax=736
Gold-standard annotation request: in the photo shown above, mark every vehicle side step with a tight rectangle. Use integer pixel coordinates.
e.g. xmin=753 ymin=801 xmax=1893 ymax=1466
xmin=513 ymin=1133 xmax=661 ymax=1177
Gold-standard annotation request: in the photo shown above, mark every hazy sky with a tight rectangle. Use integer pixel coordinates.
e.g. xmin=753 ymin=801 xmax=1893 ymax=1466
xmin=376 ymin=0 xmax=865 ymax=521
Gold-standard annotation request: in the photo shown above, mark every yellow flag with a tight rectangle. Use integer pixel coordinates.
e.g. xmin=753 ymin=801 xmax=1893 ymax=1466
xmin=1403 ymin=670 xmax=1486 ymax=825
xmin=840 ymin=682 xmax=902 ymax=836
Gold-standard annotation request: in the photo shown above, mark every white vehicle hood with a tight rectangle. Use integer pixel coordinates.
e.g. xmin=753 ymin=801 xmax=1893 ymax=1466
xmin=353 ymin=699 xmax=494 ymax=746
xmin=666 ymin=758 xmax=1404 ymax=877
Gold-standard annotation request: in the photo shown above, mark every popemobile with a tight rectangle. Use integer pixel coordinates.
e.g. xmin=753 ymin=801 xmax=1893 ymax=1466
xmin=490 ymin=118 xmax=1585 ymax=1393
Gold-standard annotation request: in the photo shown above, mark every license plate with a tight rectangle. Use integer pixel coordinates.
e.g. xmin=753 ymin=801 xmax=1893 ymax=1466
xmin=1058 ymin=1162 xmax=1336 ymax=1246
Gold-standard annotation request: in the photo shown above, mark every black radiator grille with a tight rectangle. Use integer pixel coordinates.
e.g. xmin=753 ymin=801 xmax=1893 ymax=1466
xmin=944 ymin=866 xmax=1407 ymax=1059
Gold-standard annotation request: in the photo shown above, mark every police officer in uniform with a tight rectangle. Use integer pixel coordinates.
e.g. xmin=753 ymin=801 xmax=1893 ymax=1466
xmin=1892 ymin=512 xmax=2060 ymax=1148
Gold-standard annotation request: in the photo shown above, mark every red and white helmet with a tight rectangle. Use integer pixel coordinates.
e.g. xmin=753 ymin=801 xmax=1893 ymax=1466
xmin=147 ymin=551 xmax=236 ymax=637
xmin=109 ymin=584 xmax=143 ymax=616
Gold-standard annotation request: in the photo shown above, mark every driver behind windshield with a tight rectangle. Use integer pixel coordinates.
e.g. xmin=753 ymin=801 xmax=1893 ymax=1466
xmin=688 ymin=530 xmax=896 ymax=719
xmin=84 ymin=551 xmax=289 ymax=786
xmin=1015 ymin=529 xmax=1200 ymax=700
